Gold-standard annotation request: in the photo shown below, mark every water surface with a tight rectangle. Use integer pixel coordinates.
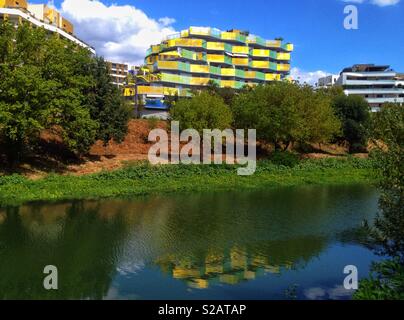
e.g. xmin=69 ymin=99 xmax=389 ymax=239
xmin=0 ymin=184 xmax=380 ymax=300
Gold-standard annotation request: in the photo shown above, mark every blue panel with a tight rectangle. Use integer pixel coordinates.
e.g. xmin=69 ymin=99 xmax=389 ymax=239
xmin=145 ymin=99 xmax=169 ymax=110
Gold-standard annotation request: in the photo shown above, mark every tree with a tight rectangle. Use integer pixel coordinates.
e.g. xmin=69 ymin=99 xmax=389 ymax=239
xmin=204 ymin=80 xmax=237 ymax=106
xmin=354 ymin=104 xmax=404 ymax=300
xmin=232 ymin=82 xmax=340 ymax=150
xmin=86 ymin=57 xmax=131 ymax=145
xmin=0 ymin=22 xmax=130 ymax=164
xmin=331 ymin=94 xmax=371 ymax=153
xmin=170 ymin=91 xmax=233 ymax=132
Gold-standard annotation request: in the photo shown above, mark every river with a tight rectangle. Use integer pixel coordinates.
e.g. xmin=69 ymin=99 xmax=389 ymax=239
xmin=0 ymin=184 xmax=380 ymax=300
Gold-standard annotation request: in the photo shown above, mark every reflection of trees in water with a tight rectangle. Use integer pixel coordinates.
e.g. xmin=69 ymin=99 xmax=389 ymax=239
xmin=0 ymin=202 xmax=128 ymax=300
xmin=0 ymin=185 xmax=377 ymax=298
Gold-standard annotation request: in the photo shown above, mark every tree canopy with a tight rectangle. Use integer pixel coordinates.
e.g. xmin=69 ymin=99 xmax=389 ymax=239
xmin=231 ymin=82 xmax=341 ymax=150
xmin=170 ymin=91 xmax=233 ymax=133
xmin=0 ymin=22 xmax=131 ymax=164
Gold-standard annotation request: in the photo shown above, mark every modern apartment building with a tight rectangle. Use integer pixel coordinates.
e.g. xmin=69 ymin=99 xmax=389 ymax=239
xmin=337 ymin=64 xmax=404 ymax=112
xmin=124 ymin=26 xmax=293 ymax=116
xmin=0 ymin=0 xmax=95 ymax=54
xmin=318 ymin=75 xmax=339 ymax=88
xmin=106 ymin=61 xmax=129 ymax=88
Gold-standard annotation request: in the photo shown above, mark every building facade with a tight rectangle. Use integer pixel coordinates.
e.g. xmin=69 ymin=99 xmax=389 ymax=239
xmin=337 ymin=64 xmax=404 ymax=112
xmin=106 ymin=61 xmax=129 ymax=88
xmin=0 ymin=0 xmax=95 ymax=54
xmin=318 ymin=75 xmax=339 ymax=88
xmin=124 ymin=27 xmax=293 ymax=117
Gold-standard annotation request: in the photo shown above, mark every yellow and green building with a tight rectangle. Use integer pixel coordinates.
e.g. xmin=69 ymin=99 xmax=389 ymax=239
xmin=124 ymin=27 xmax=293 ymax=113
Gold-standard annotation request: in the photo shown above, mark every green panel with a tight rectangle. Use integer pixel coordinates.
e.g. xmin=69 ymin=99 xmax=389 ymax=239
xmin=236 ymin=34 xmax=247 ymax=44
xmin=269 ymin=62 xmax=277 ymax=71
xmin=210 ymin=66 xmax=221 ymax=75
xmin=224 ymin=43 xmax=233 ymax=53
xmin=255 ymin=71 xmax=265 ymax=81
xmin=255 ymin=37 xmax=266 ymax=47
xmin=211 ymin=78 xmax=221 ymax=86
xmin=180 ymin=49 xmax=194 ymax=60
xmin=269 ymin=50 xmax=278 ymax=59
xmin=178 ymin=62 xmax=190 ymax=72
xmin=235 ymin=69 xmax=245 ymax=78
xmin=224 ymin=55 xmax=232 ymax=65
xmin=235 ymin=81 xmax=245 ymax=89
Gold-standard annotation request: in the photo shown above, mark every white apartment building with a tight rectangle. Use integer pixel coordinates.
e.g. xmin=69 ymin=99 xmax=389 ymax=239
xmin=337 ymin=64 xmax=404 ymax=112
xmin=318 ymin=75 xmax=339 ymax=88
xmin=0 ymin=0 xmax=95 ymax=54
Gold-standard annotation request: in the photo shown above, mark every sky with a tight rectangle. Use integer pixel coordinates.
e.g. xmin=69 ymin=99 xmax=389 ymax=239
xmin=30 ymin=0 xmax=404 ymax=84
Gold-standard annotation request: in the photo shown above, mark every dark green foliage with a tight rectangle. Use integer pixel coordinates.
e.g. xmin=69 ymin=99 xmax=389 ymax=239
xmin=232 ymin=82 xmax=341 ymax=150
xmin=269 ymin=151 xmax=300 ymax=167
xmin=205 ymin=80 xmax=238 ymax=106
xmin=86 ymin=57 xmax=131 ymax=145
xmin=332 ymin=95 xmax=371 ymax=153
xmin=355 ymin=104 xmax=404 ymax=300
xmin=354 ymin=259 xmax=404 ymax=300
xmin=0 ymin=22 xmax=130 ymax=163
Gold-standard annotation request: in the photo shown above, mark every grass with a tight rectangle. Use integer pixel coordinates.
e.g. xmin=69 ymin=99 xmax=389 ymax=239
xmin=0 ymin=157 xmax=378 ymax=206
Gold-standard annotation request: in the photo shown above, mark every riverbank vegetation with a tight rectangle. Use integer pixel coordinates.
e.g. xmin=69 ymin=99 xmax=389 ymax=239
xmin=0 ymin=157 xmax=376 ymax=206
xmin=354 ymin=104 xmax=404 ymax=300
xmin=0 ymin=22 xmax=131 ymax=166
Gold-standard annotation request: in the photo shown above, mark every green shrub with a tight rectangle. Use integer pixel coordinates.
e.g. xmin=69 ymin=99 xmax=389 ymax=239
xmin=269 ymin=151 xmax=300 ymax=167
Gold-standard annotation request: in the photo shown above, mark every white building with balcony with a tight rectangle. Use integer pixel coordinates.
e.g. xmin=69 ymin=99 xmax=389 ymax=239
xmin=336 ymin=64 xmax=404 ymax=112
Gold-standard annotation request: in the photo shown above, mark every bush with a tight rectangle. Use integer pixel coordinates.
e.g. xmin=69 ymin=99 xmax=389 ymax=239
xmin=170 ymin=91 xmax=233 ymax=133
xmin=269 ymin=151 xmax=300 ymax=167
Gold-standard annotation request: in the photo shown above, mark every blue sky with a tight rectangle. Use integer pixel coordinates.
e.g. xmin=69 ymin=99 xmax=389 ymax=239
xmin=32 ymin=0 xmax=404 ymax=83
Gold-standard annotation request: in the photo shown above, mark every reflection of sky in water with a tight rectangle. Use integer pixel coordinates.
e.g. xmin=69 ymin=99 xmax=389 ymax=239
xmin=0 ymin=184 xmax=380 ymax=300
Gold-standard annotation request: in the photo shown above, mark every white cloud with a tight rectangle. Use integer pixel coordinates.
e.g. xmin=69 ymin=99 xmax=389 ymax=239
xmin=60 ymin=0 xmax=178 ymax=66
xmin=341 ymin=0 xmax=400 ymax=6
xmin=290 ymin=67 xmax=329 ymax=86
xmin=371 ymin=0 xmax=400 ymax=6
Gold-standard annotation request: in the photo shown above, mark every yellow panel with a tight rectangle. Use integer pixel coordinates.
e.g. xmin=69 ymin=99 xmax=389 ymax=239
xmin=207 ymin=42 xmax=225 ymax=51
xmin=251 ymin=61 xmax=269 ymax=69
xmin=167 ymin=38 xmax=204 ymax=48
xmin=207 ymin=54 xmax=224 ymax=63
xmin=265 ymin=74 xmax=281 ymax=81
xmin=221 ymin=32 xmax=237 ymax=41
xmin=163 ymin=87 xmax=179 ymax=96
xmin=124 ymin=88 xmax=135 ymax=97
xmin=232 ymin=46 xmax=249 ymax=54
xmin=157 ymin=61 xmax=178 ymax=70
xmin=190 ymin=64 xmax=209 ymax=73
xmin=160 ymin=50 xmax=180 ymax=57
xmin=266 ymin=40 xmax=281 ymax=48
xmin=232 ymin=58 xmax=249 ymax=66
xmin=277 ymin=64 xmax=290 ymax=71
xmin=190 ymin=77 xmax=210 ymax=85
xmin=221 ymin=68 xmax=235 ymax=76
xmin=189 ymin=26 xmax=210 ymax=36
xmin=286 ymin=43 xmax=294 ymax=51
xmin=245 ymin=71 xmax=256 ymax=79
xmin=173 ymin=268 xmax=201 ymax=279
xmin=252 ymin=49 xmax=269 ymax=57
xmin=221 ymin=80 xmax=235 ymax=88
xmin=137 ymin=86 xmax=164 ymax=95
xmin=277 ymin=52 xmax=291 ymax=60
xmin=190 ymin=279 xmax=209 ymax=289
